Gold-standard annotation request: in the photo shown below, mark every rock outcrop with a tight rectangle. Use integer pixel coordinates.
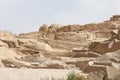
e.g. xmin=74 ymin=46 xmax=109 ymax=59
xmin=0 ymin=31 xmax=15 ymax=38
xmin=0 ymin=15 xmax=120 ymax=80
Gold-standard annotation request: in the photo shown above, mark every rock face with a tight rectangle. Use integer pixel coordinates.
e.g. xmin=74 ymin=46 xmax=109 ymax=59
xmin=0 ymin=40 xmax=8 ymax=47
xmin=55 ymin=31 xmax=92 ymax=42
xmin=56 ymin=24 xmax=82 ymax=32
xmin=0 ymin=47 xmax=18 ymax=60
xmin=89 ymin=41 xmax=120 ymax=54
xmin=0 ymin=31 xmax=15 ymax=38
xmin=1 ymin=15 xmax=120 ymax=80
xmin=112 ymin=74 xmax=120 ymax=80
xmin=40 ymin=60 xmax=68 ymax=69
xmin=110 ymin=15 xmax=120 ymax=21
xmin=88 ymin=71 xmax=105 ymax=80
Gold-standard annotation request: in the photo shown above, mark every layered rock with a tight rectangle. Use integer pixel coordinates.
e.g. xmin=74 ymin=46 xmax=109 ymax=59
xmin=110 ymin=15 xmax=120 ymax=21
xmin=55 ymin=31 xmax=93 ymax=42
xmin=0 ymin=30 xmax=15 ymax=38
xmin=1 ymin=15 xmax=120 ymax=80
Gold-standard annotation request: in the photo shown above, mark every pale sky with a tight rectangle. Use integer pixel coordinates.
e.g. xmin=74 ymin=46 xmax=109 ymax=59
xmin=0 ymin=0 xmax=120 ymax=34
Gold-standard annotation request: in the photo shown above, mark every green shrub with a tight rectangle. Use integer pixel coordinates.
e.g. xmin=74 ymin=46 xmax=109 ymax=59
xmin=67 ymin=72 xmax=87 ymax=80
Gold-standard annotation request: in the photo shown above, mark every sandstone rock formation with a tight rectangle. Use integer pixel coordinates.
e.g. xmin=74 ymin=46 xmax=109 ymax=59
xmin=0 ymin=30 xmax=15 ymax=38
xmin=87 ymin=71 xmax=105 ymax=80
xmin=0 ymin=15 xmax=120 ymax=80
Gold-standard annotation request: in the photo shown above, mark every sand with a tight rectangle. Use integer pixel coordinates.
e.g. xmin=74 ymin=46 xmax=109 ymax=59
xmin=0 ymin=68 xmax=84 ymax=80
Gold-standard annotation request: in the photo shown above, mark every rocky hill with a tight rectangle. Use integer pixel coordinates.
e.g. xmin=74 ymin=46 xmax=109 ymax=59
xmin=0 ymin=15 xmax=120 ymax=80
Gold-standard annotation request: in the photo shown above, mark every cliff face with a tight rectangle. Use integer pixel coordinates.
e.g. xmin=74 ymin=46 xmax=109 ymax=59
xmin=0 ymin=15 xmax=120 ymax=80
xmin=17 ymin=15 xmax=120 ymax=41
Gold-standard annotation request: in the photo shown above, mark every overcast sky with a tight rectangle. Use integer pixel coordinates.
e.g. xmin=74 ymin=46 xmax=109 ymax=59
xmin=0 ymin=0 xmax=120 ymax=34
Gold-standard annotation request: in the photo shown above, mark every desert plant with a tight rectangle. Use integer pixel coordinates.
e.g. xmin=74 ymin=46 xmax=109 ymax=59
xmin=66 ymin=72 xmax=87 ymax=80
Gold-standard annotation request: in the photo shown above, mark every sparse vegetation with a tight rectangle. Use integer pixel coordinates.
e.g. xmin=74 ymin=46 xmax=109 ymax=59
xmin=40 ymin=72 xmax=88 ymax=80
xmin=66 ymin=72 xmax=87 ymax=80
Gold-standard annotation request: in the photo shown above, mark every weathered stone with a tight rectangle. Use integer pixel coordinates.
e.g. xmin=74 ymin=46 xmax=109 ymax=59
xmin=93 ymin=61 xmax=112 ymax=66
xmin=0 ymin=15 xmax=120 ymax=79
xmin=55 ymin=31 xmax=91 ymax=42
xmin=87 ymin=71 xmax=105 ymax=80
xmin=0 ymin=38 xmax=19 ymax=48
xmin=112 ymin=74 xmax=120 ymax=80
xmin=0 ymin=40 xmax=8 ymax=47
xmin=84 ymin=65 xmax=119 ymax=80
xmin=110 ymin=15 xmax=120 ymax=21
xmin=22 ymin=41 xmax=53 ymax=51
xmin=2 ymin=60 xmax=28 ymax=68
xmin=89 ymin=41 xmax=120 ymax=54
xmin=18 ymin=32 xmax=39 ymax=39
xmin=49 ymin=23 xmax=62 ymax=29
xmin=0 ymin=47 xmax=19 ymax=60
xmin=40 ymin=60 xmax=67 ymax=69
xmin=65 ymin=58 xmax=95 ymax=70
xmin=39 ymin=24 xmax=48 ymax=32
xmin=38 ymin=38 xmax=87 ymax=50
xmin=0 ymin=30 xmax=14 ymax=38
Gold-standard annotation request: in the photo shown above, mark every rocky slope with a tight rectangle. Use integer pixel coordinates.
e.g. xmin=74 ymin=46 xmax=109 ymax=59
xmin=0 ymin=15 xmax=120 ymax=80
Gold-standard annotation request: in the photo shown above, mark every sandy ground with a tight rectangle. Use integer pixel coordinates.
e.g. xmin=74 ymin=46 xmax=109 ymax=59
xmin=0 ymin=68 xmax=84 ymax=80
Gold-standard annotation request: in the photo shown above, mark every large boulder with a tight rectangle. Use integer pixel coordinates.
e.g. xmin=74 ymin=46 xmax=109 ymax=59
xmin=39 ymin=24 xmax=48 ymax=32
xmin=38 ymin=24 xmax=49 ymax=38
